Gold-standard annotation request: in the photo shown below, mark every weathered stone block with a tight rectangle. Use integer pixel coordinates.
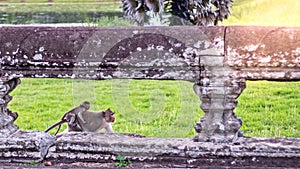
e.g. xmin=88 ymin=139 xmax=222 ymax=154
xmin=0 ymin=130 xmax=55 ymax=163
xmin=225 ymin=26 xmax=300 ymax=69
xmin=44 ymin=133 xmax=300 ymax=168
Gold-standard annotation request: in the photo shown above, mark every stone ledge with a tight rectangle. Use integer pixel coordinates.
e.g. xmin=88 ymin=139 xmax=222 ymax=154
xmin=1 ymin=131 xmax=300 ymax=168
xmin=0 ymin=130 xmax=55 ymax=163
xmin=47 ymin=132 xmax=300 ymax=168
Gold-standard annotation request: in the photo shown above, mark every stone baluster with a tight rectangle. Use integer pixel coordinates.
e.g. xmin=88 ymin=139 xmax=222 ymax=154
xmin=193 ymin=56 xmax=246 ymax=142
xmin=0 ymin=76 xmax=20 ymax=138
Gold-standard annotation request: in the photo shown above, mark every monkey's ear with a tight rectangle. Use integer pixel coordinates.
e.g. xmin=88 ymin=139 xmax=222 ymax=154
xmin=102 ymin=111 xmax=106 ymax=117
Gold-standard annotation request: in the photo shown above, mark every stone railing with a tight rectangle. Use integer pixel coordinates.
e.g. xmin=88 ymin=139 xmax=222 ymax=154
xmin=0 ymin=26 xmax=299 ymax=168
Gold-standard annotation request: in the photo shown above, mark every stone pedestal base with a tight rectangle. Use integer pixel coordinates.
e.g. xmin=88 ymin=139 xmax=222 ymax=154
xmin=193 ymin=58 xmax=246 ymax=142
xmin=0 ymin=77 xmax=20 ymax=138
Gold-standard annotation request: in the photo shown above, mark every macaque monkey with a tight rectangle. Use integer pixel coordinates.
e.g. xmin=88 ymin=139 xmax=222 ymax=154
xmin=45 ymin=102 xmax=116 ymax=134
xmin=45 ymin=101 xmax=90 ymax=135
xmin=76 ymin=109 xmax=115 ymax=133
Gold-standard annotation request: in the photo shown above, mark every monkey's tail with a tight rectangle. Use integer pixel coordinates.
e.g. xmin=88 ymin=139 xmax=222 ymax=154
xmin=54 ymin=125 xmax=62 ymax=135
xmin=45 ymin=120 xmax=66 ymax=135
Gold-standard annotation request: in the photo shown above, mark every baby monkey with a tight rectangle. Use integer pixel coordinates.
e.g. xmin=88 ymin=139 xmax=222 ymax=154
xmin=45 ymin=102 xmax=116 ymax=135
xmin=45 ymin=101 xmax=90 ymax=135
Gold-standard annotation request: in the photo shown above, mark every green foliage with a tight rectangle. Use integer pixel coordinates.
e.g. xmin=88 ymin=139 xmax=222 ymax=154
xmin=84 ymin=16 xmax=132 ymax=27
xmin=115 ymin=155 xmax=131 ymax=167
xmin=0 ymin=3 xmax=121 ymax=13
xmin=19 ymin=160 xmax=41 ymax=166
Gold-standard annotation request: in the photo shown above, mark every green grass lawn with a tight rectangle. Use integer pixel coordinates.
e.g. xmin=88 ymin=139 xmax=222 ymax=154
xmin=0 ymin=0 xmax=121 ymax=13
xmin=10 ymin=79 xmax=202 ymax=138
xmin=4 ymin=0 xmax=300 ymax=138
xmin=0 ymin=3 xmax=121 ymax=13
xmin=222 ymin=0 xmax=300 ymax=26
xmin=236 ymin=81 xmax=300 ymax=138
xmin=9 ymin=79 xmax=300 ymax=138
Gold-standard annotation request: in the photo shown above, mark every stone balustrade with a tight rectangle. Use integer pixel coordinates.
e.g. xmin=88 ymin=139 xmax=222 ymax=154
xmin=0 ymin=26 xmax=299 ymax=167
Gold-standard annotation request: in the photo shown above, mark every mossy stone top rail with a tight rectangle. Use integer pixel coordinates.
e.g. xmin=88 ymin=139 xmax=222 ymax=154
xmin=1 ymin=26 xmax=203 ymax=80
xmin=1 ymin=26 xmax=299 ymax=80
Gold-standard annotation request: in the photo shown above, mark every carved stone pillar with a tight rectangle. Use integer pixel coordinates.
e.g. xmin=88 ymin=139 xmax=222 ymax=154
xmin=0 ymin=77 xmax=20 ymax=138
xmin=193 ymin=56 xmax=246 ymax=142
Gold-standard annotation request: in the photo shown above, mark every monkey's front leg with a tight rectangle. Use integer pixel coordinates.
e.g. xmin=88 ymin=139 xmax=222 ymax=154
xmin=77 ymin=112 xmax=87 ymax=124
xmin=105 ymin=124 xmax=114 ymax=133
xmin=66 ymin=114 xmax=82 ymax=132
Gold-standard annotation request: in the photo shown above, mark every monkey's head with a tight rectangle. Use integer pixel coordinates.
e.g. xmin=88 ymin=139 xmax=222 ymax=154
xmin=103 ymin=108 xmax=115 ymax=123
xmin=81 ymin=101 xmax=90 ymax=109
